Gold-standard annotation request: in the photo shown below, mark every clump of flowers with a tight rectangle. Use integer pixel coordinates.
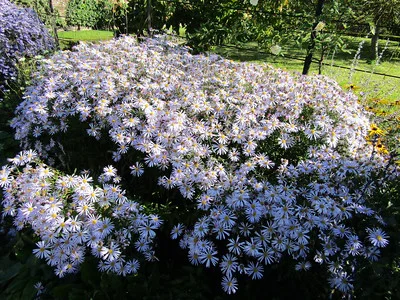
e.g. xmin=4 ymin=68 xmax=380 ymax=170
xmin=1 ymin=150 xmax=161 ymax=277
xmin=0 ymin=0 xmax=55 ymax=99
xmin=7 ymin=35 xmax=400 ymax=295
xmin=366 ymin=98 xmax=400 ymax=161
xmin=366 ymin=123 xmax=389 ymax=155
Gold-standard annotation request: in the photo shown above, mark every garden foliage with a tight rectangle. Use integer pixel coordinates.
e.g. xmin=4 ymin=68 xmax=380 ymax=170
xmin=11 ymin=0 xmax=65 ymax=29
xmin=0 ymin=0 xmax=55 ymax=100
xmin=66 ymin=0 xmax=113 ymax=30
xmin=3 ymin=35 xmax=400 ymax=296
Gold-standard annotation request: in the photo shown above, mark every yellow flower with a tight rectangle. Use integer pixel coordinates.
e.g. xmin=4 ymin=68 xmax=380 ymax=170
xmin=377 ymin=110 xmax=388 ymax=117
xmin=375 ymin=140 xmax=389 ymax=155
xmin=344 ymin=84 xmax=360 ymax=91
xmin=375 ymin=98 xmax=391 ymax=105
xmin=368 ymin=124 xmax=385 ymax=137
xmin=365 ymin=106 xmax=376 ymax=112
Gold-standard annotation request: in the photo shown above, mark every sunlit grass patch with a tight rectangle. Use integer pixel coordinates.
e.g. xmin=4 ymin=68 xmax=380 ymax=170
xmin=58 ymin=30 xmax=114 ymax=41
xmin=213 ymin=40 xmax=400 ymax=107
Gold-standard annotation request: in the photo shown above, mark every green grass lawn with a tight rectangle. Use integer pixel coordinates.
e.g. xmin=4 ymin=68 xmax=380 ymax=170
xmin=58 ymin=30 xmax=114 ymax=50
xmin=58 ymin=30 xmax=114 ymax=41
xmin=213 ymin=36 xmax=400 ymax=104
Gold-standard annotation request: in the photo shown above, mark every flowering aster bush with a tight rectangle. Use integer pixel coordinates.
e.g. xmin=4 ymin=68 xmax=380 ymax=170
xmin=7 ymin=35 xmax=400 ymax=295
xmin=0 ymin=150 xmax=161 ymax=277
xmin=0 ymin=0 xmax=55 ymax=99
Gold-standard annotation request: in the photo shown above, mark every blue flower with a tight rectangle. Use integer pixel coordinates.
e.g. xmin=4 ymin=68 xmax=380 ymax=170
xmin=367 ymin=228 xmax=389 ymax=247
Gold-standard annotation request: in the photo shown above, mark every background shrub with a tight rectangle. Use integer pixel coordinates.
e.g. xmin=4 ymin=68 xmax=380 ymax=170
xmin=0 ymin=0 xmax=55 ymax=100
xmin=11 ymin=0 xmax=60 ymax=28
xmin=66 ymin=0 xmax=112 ymax=30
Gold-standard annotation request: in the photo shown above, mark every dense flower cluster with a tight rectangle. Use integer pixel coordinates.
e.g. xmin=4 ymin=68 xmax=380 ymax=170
xmin=8 ymin=36 xmax=399 ymax=294
xmin=0 ymin=0 xmax=55 ymax=98
xmin=1 ymin=150 xmax=161 ymax=277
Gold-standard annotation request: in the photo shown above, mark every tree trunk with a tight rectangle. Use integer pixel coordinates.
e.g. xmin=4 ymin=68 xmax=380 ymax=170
xmin=48 ymin=0 xmax=59 ymax=48
xmin=302 ymin=0 xmax=325 ymax=75
xmin=318 ymin=46 xmax=326 ymax=75
xmin=147 ymin=0 xmax=152 ymax=36
xmin=371 ymin=21 xmax=380 ymax=61
xmin=125 ymin=11 xmax=129 ymax=35
xmin=113 ymin=11 xmax=117 ymax=38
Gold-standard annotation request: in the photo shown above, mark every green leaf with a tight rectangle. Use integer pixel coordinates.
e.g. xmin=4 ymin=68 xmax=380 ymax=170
xmin=80 ymin=258 xmax=101 ymax=288
xmin=21 ymin=278 xmax=38 ymax=299
xmin=0 ymin=257 xmax=22 ymax=284
xmin=1 ymin=269 xmax=29 ymax=299
xmin=52 ymin=283 xmax=84 ymax=299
